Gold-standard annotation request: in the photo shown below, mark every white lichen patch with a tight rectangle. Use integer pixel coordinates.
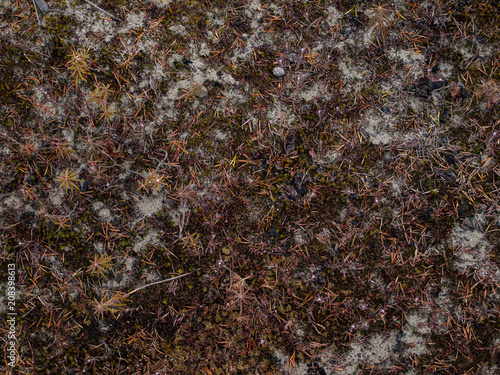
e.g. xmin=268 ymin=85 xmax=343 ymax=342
xmin=338 ymin=59 xmax=367 ymax=94
xmin=120 ymin=12 xmax=145 ymax=32
xmin=136 ymin=194 xmax=163 ymax=218
xmin=451 ymin=213 xmax=499 ymax=288
xmin=133 ymin=230 xmax=159 ymax=253
xmin=214 ymin=129 xmax=229 ymax=141
xmin=316 ymin=150 xmax=341 ymax=166
xmin=325 ymin=6 xmax=343 ymax=27
xmin=92 ymin=201 xmax=113 ymax=221
xmin=362 ymin=110 xmax=395 ymax=145
xmin=293 ymin=229 xmax=308 ymax=246
xmin=147 ymin=0 xmax=173 ymax=8
xmin=387 ymin=49 xmax=425 ymax=79
xmin=49 ymin=191 xmax=63 ymax=207
xmin=3 ymin=196 xmax=22 ymax=210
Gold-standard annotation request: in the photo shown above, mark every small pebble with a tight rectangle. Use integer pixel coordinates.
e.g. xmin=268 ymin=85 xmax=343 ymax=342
xmin=273 ymin=67 xmax=285 ymax=77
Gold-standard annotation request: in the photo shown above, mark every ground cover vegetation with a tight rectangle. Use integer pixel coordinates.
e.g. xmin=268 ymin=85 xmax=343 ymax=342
xmin=0 ymin=0 xmax=499 ymax=373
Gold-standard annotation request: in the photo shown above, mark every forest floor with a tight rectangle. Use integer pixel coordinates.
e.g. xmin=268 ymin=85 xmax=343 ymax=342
xmin=1 ymin=0 xmax=499 ymax=374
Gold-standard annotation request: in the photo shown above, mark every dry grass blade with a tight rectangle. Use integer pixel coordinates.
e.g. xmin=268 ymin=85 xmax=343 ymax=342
xmin=92 ymin=270 xmax=198 ymax=318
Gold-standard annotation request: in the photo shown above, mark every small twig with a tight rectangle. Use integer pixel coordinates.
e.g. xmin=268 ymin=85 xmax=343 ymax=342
xmin=32 ymin=0 xmax=43 ymax=24
xmin=124 ymin=269 xmax=199 ymax=297
xmin=32 ymin=0 xmax=121 ymax=25
xmin=150 ymin=149 xmax=181 ymax=171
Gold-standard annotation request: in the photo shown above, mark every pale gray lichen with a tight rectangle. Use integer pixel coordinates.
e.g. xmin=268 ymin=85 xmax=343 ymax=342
xmin=273 ymin=67 xmax=285 ymax=77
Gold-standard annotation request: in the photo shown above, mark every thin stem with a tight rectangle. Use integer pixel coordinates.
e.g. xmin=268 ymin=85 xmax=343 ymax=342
xmin=81 ymin=0 xmax=122 ymax=22
xmin=124 ymin=269 xmax=200 ymax=297
xmin=33 ymin=0 xmax=42 ymax=24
